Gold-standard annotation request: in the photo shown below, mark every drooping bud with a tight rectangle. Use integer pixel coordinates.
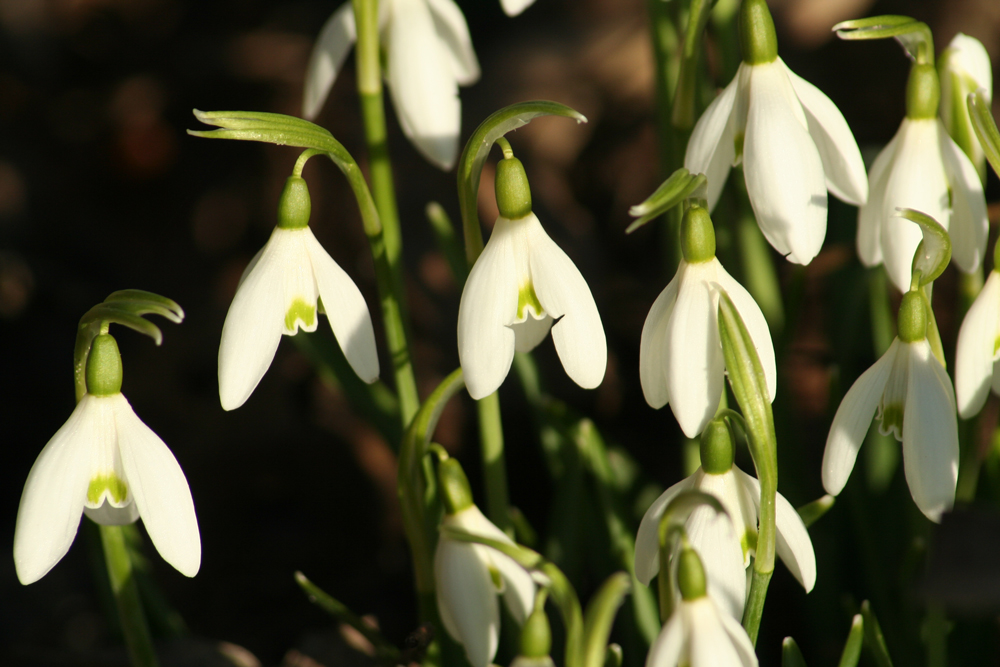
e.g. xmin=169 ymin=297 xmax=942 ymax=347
xmin=700 ymin=418 xmax=735 ymax=475
xmin=739 ymin=0 xmax=778 ymax=65
xmin=677 ymin=546 xmax=708 ymax=601
xmin=897 ymin=290 xmax=928 ymax=343
xmin=86 ymin=334 xmax=123 ymax=396
xmin=906 ymin=64 xmax=941 ymax=120
xmin=680 ymin=204 xmax=716 ymax=264
xmin=438 ymin=457 xmax=475 ymax=515
xmin=277 ymin=175 xmax=312 ymax=229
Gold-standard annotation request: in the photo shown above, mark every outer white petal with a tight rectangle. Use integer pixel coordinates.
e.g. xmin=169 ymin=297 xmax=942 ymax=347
xmin=715 ymin=263 xmax=777 ymax=401
xmin=113 ymin=395 xmax=201 ymax=577
xmin=878 ymin=119 xmax=949 ymax=292
xmin=634 ymin=476 xmax=695 ymax=585
xmin=645 ymin=611 xmax=686 ymax=667
xmin=640 ymin=269 xmax=681 ymax=409
xmin=686 ymin=598 xmax=745 ymax=666
xmin=434 ymin=539 xmax=500 ymax=667
xmin=385 ymin=0 xmax=460 ymax=170
xmin=902 ymin=342 xmax=959 ymax=522
xmin=955 ymin=271 xmax=1000 ymax=417
xmin=303 ymin=229 xmax=380 ymax=383
xmin=716 ymin=607 xmax=760 ymax=667
xmin=425 ymin=0 xmax=480 ymax=85
xmin=743 ymin=62 xmax=828 ymax=265
xmin=218 ymin=229 xmax=293 ymax=410
xmin=526 ymin=213 xmax=607 ymax=390
xmin=945 ymin=34 xmax=993 ymax=99
xmin=14 ymin=397 xmax=97 ymax=584
xmin=666 ymin=263 xmax=723 ymax=438
xmin=939 ymin=121 xmax=989 ymax=274
xmin=684 ymin=74 xmax=739 ymax=210
xmin=457 ymin=218 xmax=518 ymax=399
xmin=783 ymin=60 xmax=868 ymax=205
xmin=822 ymin=339 xmax=899 ymax=495
xmin=500 ymin=0 xmax=536 ymax=17
xmin=856 ymin=128 xmax=904 ymax=267
xmin=493 ymin=550 xmax=535 ymax=624
xmin=684 ymin=494 xmax=748 ymax=620
xmin=302 ymin=3 xmax=357 ymax=120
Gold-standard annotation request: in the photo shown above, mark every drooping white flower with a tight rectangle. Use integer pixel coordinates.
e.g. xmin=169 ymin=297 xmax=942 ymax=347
xmin=218 ymin=219 xmax=379 ymax=411
xmin=939 ymin=33 xmax=994 ymax=175
xmin=303 ymin=0 xmax=480 ymax=170
xmin=501 ymin=0 xmax=535 ymax=16
xmin=435 ymin=505 xmax=536 ymax=667
xmin=684 ymin=0 xmax=867 ymax=266
xmin=823 ymin=291 xmax=959 ymax=521
xmin=954 ymin=269 xmax=1000 ymax=418
xmin=14 ymin=336 xmax=201 ymax=584
xmin=457 ymin=154 xmax=605 ymax=400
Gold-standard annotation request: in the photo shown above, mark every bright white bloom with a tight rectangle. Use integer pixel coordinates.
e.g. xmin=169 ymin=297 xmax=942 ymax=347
xmin=435 ymin=505 xmax=535 ymax=667
xmin=823 ymin=338 xmax=959 ymax=522
xmin=219 ymin=226 xmax=379 ymax=411
xmin=640 ymin=258 xmax=776 ymax=438
xmin=685 ymin=57 xmax=868 ymax=265
xmin=457 ymin=211 xmax=606 ymax=400
xmin=501 ymin=0 xmax=535 ymax=16
xmin=645 ymin=595 xmax=758 ymax=667
xmin=14 ymin=393 xmax=201 ymax=584
xmin=940 ymin=33 xmax=994 ymax=173
xmin=634 ymin=467 xmax=816 ymax=620
xmin=857 ymin=116 xmax=988 ymax=292
xmin=955 ymin=270 xmax=1000 ymax=418
xmin=303 ymin=0 xmax=480 ymax=170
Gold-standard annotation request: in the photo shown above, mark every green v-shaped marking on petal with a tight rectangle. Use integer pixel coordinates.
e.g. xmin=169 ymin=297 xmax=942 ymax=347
xmin=285 ymin=297 xmax=317 ymax=331
xmin=518 ymin=282 xmax=545 ymax=320
xmin=88 ymin=474 xmax=128 ymax=505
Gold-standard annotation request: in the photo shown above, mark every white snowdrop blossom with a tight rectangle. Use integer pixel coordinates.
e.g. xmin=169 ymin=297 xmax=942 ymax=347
xmin=501 ymin=0 xmax=536 ymax=16
xmin=14 ymin=392 xmax=201 ymax=584
xmin=645 ymin=590 xmax=758 ymax=667
xmin=684 ymin=0 xmax=867 ymax=266
xmin=634 ymin=466 xmax=816 ymax=620
xmin=939 ymin=33 xmax=994 ymax=173
xmin=955 ymin=269 xmax=1000 ymax=418
xmin=303 ymin=0 xmax=480 ymax=170
xmin=435 ymin=505 xmax=536 ymax=667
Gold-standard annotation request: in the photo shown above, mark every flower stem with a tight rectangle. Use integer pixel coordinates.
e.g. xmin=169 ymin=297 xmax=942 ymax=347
xmin=99 ymin=524 xmax=159 ymax=667
xmin=352 ymin=0 xmax=419 ymax=426
xmin=478 ymin=392 xmax=512 ymax=533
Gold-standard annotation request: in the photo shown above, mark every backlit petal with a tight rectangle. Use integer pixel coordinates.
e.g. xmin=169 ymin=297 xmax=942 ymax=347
xmin=955 ymin=271 xmax=1000 ymax=417
xmin=685 ymin=74 xmax=739 ymax=210
xmin=640 ymin=269 xmax=681 ymax=409
xmin=645 ymin=612 xmax=685 ymax=667
xmin=434 ymin=539 xmax=500 ymax=667
xmin=939 ymin=121 xmax=988 ymax=274
xmin=856 ymin=128 xmax=904 ymax=267
xmin=717 ymin=608 xmax=760 ymax=666
xmin=687 ymin=598 xmax=745 ymax=665
xmin=500 ymin=0 xmax=535 ymax=16
xmin=684 ymin=498 xmax=748 ymax=620
xmin=716 ymin=263 xmax=776 ymax=401
xmin=302 ymin=3 xmax=356 ymax=120
xmin=634 ymin=476 xmax=695 ymax=585
xmin=426 ymin=0 xmax=480 ymax=85
xmin=493 ymin=550 xmax=535 ymax=624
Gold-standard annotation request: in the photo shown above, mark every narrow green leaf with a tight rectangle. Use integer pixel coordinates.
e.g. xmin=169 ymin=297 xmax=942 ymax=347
xmin=861 ymin=601 xmax=895 ymax=667
xmin=782 ymin=637 xmax=808 ymax=667
xmin=425 ymin=202 xmax=468 ymax=284
xmin=104 ymin=290 xmax=184 ymax=322
xmin=838 ymin=614 xmax=865 ymax=667
xmin=582 ymin=573 xmax=631 ymax=667
xmin=796 ymin=495 xmax=835 ymax=528
xmin=604 ymin=644 xmax=623 ymax=667
xmin=969 ymin=89 xmax=1000 ymax=180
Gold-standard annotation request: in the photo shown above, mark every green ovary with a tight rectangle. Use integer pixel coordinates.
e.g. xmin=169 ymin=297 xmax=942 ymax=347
xmin=518 ymin=282 xmax=544 ymax=320
xmin=87 ymin=474 xmax=128 ymax=506
xmin=285 ymin=297 xmax=317 ymax=332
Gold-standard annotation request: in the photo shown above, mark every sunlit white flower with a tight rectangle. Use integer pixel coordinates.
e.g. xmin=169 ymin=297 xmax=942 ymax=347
xmin=685 ymin=56 xmax=868 ymax=265
xmin=823 ymin=337 xmax=958 ymax=522
xmin=646 ymin=592 xmax=758 ymax=667
xmin=457 ymin=211 xmax=606 ymax=400
xmin=939 ymin=33 xmax=993 ymax=174
xmin=955 ymin=270 xmax=1000 ymax=418
xmin=501 ymin=0 xmax=535 ymax=16
xmin=634 ymin=466 xmax=816 ymax=620
xmin=435 ymin=505 xmax=535 ymax=667
xmin=14 ymin=392 xmax=201 ymax=584
xmin=303 ymin=0 xmax=480 ymax=170
xmin=640 ymin=257 xmax=776 ymax=438
xmin=219 ymin=225 xmax=379 ymax=411
xmin=857 ymin=117 xmax=988 ymax=292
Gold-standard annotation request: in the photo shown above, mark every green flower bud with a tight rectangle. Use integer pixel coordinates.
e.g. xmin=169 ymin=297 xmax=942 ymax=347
xmin=438 ymin=458 xmax=474 ymax=515
xmin=519 ymin=606 xmax=552 ymax=658
xmin=495 ymin=156 xmax=533 ymax=220
xmin=906 ymin=64 xmax=940 ymax=120
xmin=897 ymin=290 xmax=927 ymax=342
xmin=739 ymin=0 xmax=779 ymax=65
xmin=86 ymin=334 xmax=123 ymax=396
xmin=677 ymin=546 xmax=708 ymax=601
xmin=277 ymin=175 xmax=312 ymax=229
xmin=700 ymin=418 xmax=735 ymax=474
xmin=681 ymin=205 xmax=717 ymax=263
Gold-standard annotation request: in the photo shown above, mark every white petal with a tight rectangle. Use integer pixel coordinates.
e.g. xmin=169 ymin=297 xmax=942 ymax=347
xmin=857 ymin=128 xmax=904 ymax=267
xmin=385 ymin=0 xmax=460 ymax=170
xmin=113 ymin=395 xmax=201 ymax=577
xmin=715 ymin=262 xmax=777 ymax=401
xmin=526 ymin=213 xmax=607 ymax=390
xmin=302 ymin=3 xmax=357 ymax=120
xmin=717 ymin=607 xmax=760 ymax=666
xmin=902 ymin=342 xmax=959 ymax=522
xmin=434 ymin=539 xmax=500 ymax=667
xmin=425 ymin=0 xmax=480 ymax=85
xmin=938 ymin=121 xmax=989 ymax=274
xmin=686 ymin=598 xmax=745 ymax=665
xmin=14 ymin=397 xmax=97 ymax=584
xmin=955 ymin=271 xmax=1000 ymax=417
xmin=945 ymin=34 xmax=993 ymax=99
xmin=640 ymin=269 xmax=681 ymax=409
xmin=500 ymin=0 xmax=535 ymax=16
xmin=645 ymin=612 xmax=685 ymax=667
xmin=743 ymin=62 xmax=828 ymax=265
xmin=218 ymin=229 xmax=294 ymax=410
xmin=684 ymin=74 xmax=739 ymax=210
xmin=783 ymin=60 xmax=868 ymax=205
xmin=822 ymin=339 xmax=898 ymax=495
xmin=634 ymin=476 xmax=695 ymax=585
xmin=493 ymin=550 xmax=536 ymax=624
xmin=511 ymin=311 xmax=553 ymax=353
xmin=665 ymin=263 xmax=723 ymax=438
xmin=304 ymin=229 xmax=380 ymax=383
xmin=457 ymin=218 xmax=518 ymax=400
xmin=685 ymin=502 xmax=748 ymax=620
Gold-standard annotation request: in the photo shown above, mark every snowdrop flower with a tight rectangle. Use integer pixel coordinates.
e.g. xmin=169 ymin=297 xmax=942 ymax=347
xmin=14 ymin=334 xmax=200 ymax=584
xmin=645 ymin=546 xmax=758 ymax=667
xmin=219 ymin=175 xmax=379 ymax=411
xmin=955 ymin=247 xmax=1000 ymax=418
xmin=684 ymin=0 xmax=867 ymax=266
xmin=939 ymin=33 xmax=993 ymax=177
xmin=823 ymin=290 xmax=958 ymax=521
xmin=434 ymin=458 xmax=535 ymax=667
xmin=457 ymin=146 xmax=605 ymax=399
xmin=303 ymin=0 xmax=480 ymax=170
xmin=501 ymin=0 xmax=535 ymax=16
xmin=857 ymin=62 xmax=988 ymax=292
xmin=635 ymin=420 xmax=816 ymax=620
xmin=640 ymin=204 xmax=775 ymax=438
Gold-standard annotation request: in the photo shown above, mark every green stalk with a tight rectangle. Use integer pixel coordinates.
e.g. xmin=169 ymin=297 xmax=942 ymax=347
xmin=352 ymin=0 xmax=419 ymax=426
xmin=478 ymin=392 xmax=511 ymax=533
xmin=99 ymin=525 xmax=159 ymax=667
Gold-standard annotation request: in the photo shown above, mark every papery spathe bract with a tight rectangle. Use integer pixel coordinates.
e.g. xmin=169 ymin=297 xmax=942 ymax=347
xmin=955 ymin=269 xmax=1000 ymax=418
xmin=645 ymin=595 xmax=758 ymax=667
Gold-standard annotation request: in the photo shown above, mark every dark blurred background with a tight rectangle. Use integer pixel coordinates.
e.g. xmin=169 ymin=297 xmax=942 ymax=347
xmin=2 ymin=0 xmax=999 ymax=665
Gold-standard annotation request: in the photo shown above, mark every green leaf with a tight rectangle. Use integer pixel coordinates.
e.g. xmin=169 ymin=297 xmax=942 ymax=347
xmin=782 ymin=637 xmax=808 ymax=667
xmin=626 ymin=168 xmax=707 ymax=233
xmin=838 ymin=614 xmax=864 ymax=667
xmin=796 ymin=495 xmax=835 ymax=528
xmin=897 ymin=208 xmax=951 ymax=286
xmin=582 ymin=573 xmax=631 ymax=667
xmin=969 ymin=89 xmax=1000 ymax=180
xmin=861 ymin=601 xmax=895 ymax=667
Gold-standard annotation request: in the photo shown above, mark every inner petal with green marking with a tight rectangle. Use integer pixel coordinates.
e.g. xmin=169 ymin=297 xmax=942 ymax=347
xmin=741 ymin=529 xmax=758 ymax=560
xmin=285 ymin=297 xmax=317 ymax=333
xmin=878 ymin=403 xmax=904 ymax=441
xmin=517 ymin=281 xmax=545 ymax=322
xmin=87 ymin=474 xmax=128 ymax=507
xmin=993 ymin=334 xmax=1000 ymax=358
